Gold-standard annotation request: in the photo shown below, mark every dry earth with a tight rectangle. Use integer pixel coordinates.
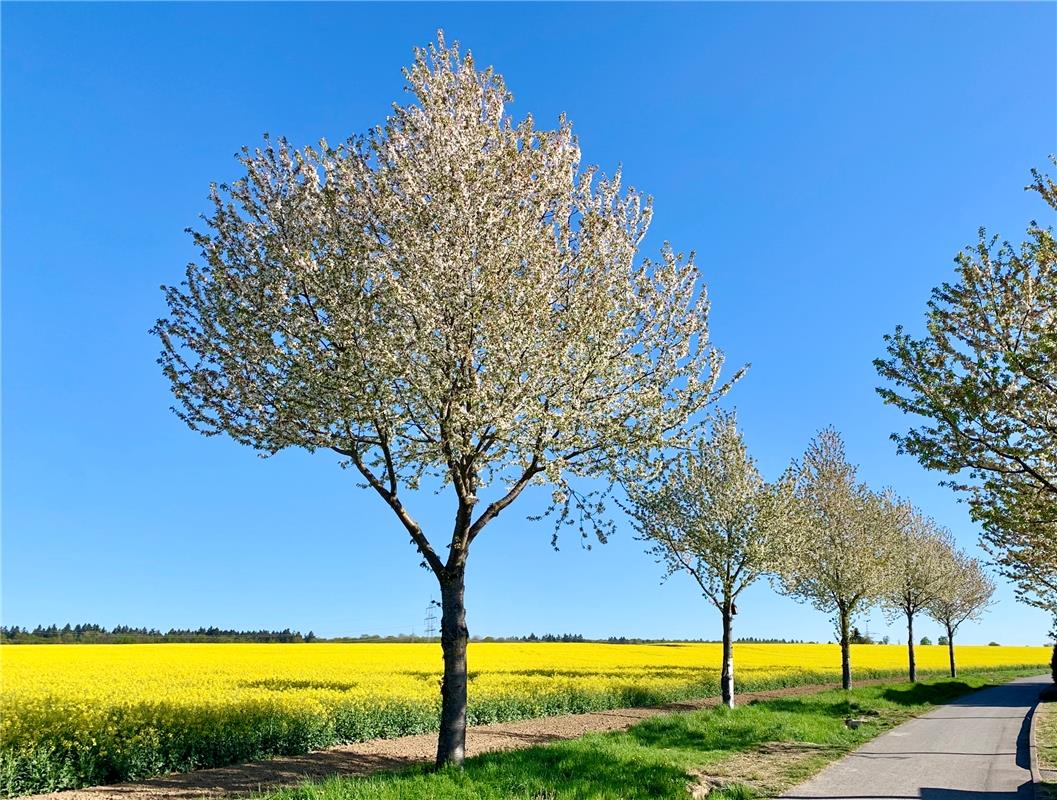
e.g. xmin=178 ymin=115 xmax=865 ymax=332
xmin=686 ymin=741 xmax=843 ymax=799
xmin=26 ymin=679 xmax=893 ymax=800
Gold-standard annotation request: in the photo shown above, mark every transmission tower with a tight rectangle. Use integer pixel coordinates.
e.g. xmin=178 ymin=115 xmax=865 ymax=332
xmin=424 ymin=599 xmax=439 ymax=640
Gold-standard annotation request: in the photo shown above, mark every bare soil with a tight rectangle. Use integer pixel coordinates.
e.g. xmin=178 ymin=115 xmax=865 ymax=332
xmin=687 ymin=741 xmax=841 ymax=799
xmin=26 ymin=680 xmax=886 ymax=800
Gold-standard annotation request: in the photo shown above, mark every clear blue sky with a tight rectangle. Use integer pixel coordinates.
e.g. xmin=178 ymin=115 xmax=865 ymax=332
xmin=3 ymin=2 xmax=1055 ymax=645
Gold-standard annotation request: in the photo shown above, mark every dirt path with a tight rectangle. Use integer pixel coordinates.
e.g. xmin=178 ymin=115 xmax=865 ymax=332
xmin=27 ymin=679 xmax=891 ymax=800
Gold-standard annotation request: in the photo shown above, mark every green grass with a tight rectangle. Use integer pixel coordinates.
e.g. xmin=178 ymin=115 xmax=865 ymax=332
xmin=1041 ymin=706 xmax=1057 ymax=770
xmin=264 ymin=670 xmax=1041 ymax=800
xmin=1038 ymin=691 xmax=1057 ymax=800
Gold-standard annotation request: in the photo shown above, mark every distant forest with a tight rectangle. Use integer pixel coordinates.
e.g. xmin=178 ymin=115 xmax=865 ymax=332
xmin=0 ymin=624 xmax=318 ymax=643
xmin=0 ymin=624 xmax=813 ymax=645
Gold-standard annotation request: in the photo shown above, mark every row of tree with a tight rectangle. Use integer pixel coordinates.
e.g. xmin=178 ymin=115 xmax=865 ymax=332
xmin=150 ymin=33 xmax=1054 ymax=767
xmin=624 ymin=417 xmax=995 ymax=707
xmin=0 ymin=626 xmax=825 ymax=645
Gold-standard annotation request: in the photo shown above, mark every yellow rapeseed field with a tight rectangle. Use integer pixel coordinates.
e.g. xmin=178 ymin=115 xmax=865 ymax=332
xmin=0 ymin=642 xmax=1048 ymax=796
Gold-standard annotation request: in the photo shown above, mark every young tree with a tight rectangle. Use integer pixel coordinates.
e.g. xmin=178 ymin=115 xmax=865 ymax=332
xmin=875 ymin=164 xmax=1056 ymax=623
xmin=927 ymin=548 xmax=995 ymax=677
xmin=623 ymin=412 xmax=790 ymax=708
xmin=773 ymin=428 xmax=890 ymax=690
xmin=152 ymin=35 xmax=739 ymax=767
xmin=880 ymin=496 xmax=953 ymax=682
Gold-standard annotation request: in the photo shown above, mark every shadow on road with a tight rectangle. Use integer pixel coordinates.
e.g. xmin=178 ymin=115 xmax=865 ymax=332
xmin=884 ymin=677 xmax=1050 ymax=709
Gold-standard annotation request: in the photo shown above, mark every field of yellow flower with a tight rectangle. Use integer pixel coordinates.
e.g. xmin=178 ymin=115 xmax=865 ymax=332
xmin=0 ymin=642 xmax=1049 ymax=796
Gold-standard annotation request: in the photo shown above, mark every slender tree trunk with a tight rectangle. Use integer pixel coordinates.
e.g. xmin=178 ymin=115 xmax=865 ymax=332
xmin=947 ymin=623 xmax=957 ymax=678
xmin=436 ymin=567 xmax=469 ymax=768
xmin=721 ymin=601 xmax=735 ymax=708
xmin=839 ymin=606 xmax=852 ymax=690
xmin=907 ymin=613 xmax=917 ymax=683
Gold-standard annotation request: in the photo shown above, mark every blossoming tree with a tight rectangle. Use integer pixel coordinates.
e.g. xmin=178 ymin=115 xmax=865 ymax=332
xmin=773 ymin=428 xmax=891 ymax=690
xmin=623 ymin=412 xmax=791 ymax=708
xmin=927 ymin=548 xmax=995 ymax=677
xmin=153 ymin=35 xmax=739 ymax=766
xmin=879 ymin=496 xmax=954 ymax=682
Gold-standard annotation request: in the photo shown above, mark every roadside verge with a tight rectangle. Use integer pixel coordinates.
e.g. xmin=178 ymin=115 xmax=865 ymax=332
xmin=22 ymin=671 xmax=1041 ymax=800
xmin=1032 ymin=685 xmax=1057 ymax=800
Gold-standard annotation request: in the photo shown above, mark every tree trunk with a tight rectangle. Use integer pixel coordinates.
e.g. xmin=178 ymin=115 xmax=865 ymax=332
xmin=839 ymin=606 xmax=852 ymax=690
xmin=947 ymin=623 xmax=957 ymax=678
xmin=436 ymin=568 xmax=469 ymax=768
xmin=907 ymin=613 xmax=917 ymax=683
xmin=721 ymin=602 xmax=735 ymax=708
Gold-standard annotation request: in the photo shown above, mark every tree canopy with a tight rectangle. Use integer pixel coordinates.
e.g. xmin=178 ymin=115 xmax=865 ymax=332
xmin=626 ymin=411 xmax=788 ymax=613
xmin=154 ymin=34 xmax=740 ymax=566
xmin=927 ymin=548 xmax=995 ymax=638
xmin=875 ymin=164 xmax=1056 ymax=619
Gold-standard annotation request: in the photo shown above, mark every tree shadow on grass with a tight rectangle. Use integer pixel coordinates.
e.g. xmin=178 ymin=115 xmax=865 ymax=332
xmin=465 ymin=743 xmax=690 ymax=798
xmin=398 ymin=732 xmax=843 ymax=800
xmin=623 ymin=714 xmax=770 ymax=752
xmin=746 ymin=696 xmax=867 ymax=719
xmin=880 ymin=682 xmax=978 ymax=706
xmin=317 ymin=743 xmax=694 ymax=800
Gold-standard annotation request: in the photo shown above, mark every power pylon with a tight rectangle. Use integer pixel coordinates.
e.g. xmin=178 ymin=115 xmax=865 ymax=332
xmin=424 ymin=599 xmax=439 ymax=640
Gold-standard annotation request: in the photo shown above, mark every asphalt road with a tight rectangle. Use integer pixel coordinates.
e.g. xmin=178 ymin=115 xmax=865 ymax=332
xmin=780 ymin=674 xmax=1050 ymax=800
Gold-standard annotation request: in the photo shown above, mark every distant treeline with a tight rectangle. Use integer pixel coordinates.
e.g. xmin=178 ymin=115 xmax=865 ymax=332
xmin=521 ymin=633 xmax=585 ymax=642
xmin=1 ymin=624 xmax=318 ymax=644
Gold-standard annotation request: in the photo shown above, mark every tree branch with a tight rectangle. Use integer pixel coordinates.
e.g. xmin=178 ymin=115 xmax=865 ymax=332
xmin=333 ymin=444 xmax=445 ymax=577
xmin=466 ymin=457 xmax=543 ymax=545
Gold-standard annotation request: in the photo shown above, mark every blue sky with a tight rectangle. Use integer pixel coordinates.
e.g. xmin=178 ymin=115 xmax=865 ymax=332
xmin=3 ymin=2 xmax=1055 ymax=645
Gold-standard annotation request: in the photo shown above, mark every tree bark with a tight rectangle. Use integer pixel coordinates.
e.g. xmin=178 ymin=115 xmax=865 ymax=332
xmin=947 ymin=623 xmax=957 ymax=678
xmin=721 ymin=601 xmax=735 ymax=708
xmin=436 ymin=567 xmax=469 ymax=768
xmin=907 ymin=613 xmax=917 ymax=682
xmin=839 ymin=606 xmax=852 ymax=690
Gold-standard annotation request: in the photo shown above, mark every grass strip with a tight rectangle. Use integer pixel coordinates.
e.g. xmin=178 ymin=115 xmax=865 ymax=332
xmin=265 ymin=670 xmax=1041 ymax=800
xmin=1038 ymin=692 xmax=1057 ymax=799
